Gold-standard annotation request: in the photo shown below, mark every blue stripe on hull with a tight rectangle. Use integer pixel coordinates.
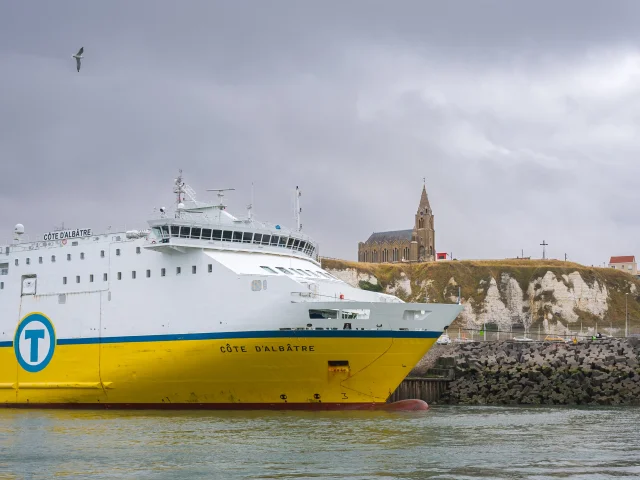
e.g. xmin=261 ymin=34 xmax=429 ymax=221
xmin=0 ymin=330 xmax=441 ymax=348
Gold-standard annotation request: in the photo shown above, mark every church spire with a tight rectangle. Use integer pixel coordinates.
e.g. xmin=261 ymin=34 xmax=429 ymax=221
xmin=419 ymin=179 xmax=431 ymax=213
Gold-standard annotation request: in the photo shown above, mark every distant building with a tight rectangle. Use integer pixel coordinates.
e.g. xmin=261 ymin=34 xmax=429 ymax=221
xmin=609 ymin=256 xmax=637 ymax=275
xmin=358 ymin=184 xmax=435 ymax=263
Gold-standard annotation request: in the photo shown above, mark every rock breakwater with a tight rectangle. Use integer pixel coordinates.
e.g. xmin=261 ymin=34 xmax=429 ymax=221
xmin=441 ymin=338 xmax=640 ymax=405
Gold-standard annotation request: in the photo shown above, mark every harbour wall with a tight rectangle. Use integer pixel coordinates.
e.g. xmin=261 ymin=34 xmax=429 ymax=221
xmin=390 ymin=338 xmax=640 ymax=405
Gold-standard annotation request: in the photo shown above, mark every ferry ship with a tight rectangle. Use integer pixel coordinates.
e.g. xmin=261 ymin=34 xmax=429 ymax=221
xmin=0 ymin=173 xmax=462 ymax=409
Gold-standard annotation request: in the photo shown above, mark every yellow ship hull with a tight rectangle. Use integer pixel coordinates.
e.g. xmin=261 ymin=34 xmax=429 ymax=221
xmin=0 ymin=330 xmax=437 ymax=409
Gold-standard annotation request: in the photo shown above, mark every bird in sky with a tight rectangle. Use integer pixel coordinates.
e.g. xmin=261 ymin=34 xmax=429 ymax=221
xmin=72 ymin=47 xmax=84 ymax=72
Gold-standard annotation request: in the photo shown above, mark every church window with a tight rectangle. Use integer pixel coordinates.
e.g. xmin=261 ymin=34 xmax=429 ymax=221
xmin=419 ymin=218 xmax=424 ymax=228
xmin=430 ymin=246 xmax=433 ymax=256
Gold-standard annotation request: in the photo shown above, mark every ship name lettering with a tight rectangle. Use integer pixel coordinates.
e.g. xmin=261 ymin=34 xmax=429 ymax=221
xmin=43 ymin=228 xmax=92 ymax=242
xmin=220 ymin=344 xmax=247 ymax=353
xmin=255 ymin=345 xmax=315 ymax=353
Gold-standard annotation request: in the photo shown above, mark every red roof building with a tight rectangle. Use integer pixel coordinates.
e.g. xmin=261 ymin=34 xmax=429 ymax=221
xmin=609 ymin=256 xmax=637 ymax=275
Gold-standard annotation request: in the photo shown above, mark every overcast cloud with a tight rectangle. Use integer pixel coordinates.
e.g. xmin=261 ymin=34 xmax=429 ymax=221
xmin=1 ymin=1 xmax=639 ymax=266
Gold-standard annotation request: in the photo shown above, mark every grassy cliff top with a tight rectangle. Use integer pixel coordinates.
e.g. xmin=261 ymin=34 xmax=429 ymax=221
xmin=320 ymin=258 xmax=640 ymax=327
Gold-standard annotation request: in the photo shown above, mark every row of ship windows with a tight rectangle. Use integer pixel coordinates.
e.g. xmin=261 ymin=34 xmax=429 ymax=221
xmin=260 ymin=266 xmax=336 ymax=280
xmin=61 ymin=264 xmax=214 ymax=284
xmin=154 ymin=226 xmax=316 ymax=256
xmin=10 ymin=247 xmax=141 ymax=267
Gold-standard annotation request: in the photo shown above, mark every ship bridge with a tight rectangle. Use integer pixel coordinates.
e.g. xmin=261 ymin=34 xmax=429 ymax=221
xmin=145 ymin=172 xmax=318 ymax=261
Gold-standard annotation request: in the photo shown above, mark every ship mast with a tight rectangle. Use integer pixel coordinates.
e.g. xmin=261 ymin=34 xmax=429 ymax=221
xmin=295 ymin=186 xmax=302 ymax=231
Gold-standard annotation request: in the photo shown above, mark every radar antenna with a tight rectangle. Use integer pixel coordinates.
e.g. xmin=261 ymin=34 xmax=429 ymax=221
xmin=206 ymin=188 xmax=235 ymax=210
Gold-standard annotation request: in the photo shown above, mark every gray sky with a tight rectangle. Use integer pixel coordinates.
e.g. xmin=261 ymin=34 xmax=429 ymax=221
xmin=1 ymin=1 xmax=639 ymax=266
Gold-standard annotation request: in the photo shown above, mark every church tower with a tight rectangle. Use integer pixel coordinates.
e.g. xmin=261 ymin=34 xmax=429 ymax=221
xmin=412 ymin=183 xmax=435 ymax=262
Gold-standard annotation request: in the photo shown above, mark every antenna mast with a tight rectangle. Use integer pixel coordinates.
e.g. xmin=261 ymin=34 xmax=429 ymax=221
xmin=295 ymin=186 xmax=302 ymax=231
xmin=247 ymin=182 xmax=254 ymax=220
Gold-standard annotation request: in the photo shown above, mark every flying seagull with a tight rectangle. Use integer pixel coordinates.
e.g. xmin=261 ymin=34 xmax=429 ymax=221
xmin=72 ymin=47 xmax=84 ymax=72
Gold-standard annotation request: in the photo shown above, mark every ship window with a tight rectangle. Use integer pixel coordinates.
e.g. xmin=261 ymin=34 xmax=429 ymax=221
xmin=90 ymin=274 xmax=94 ymax=282
xmin=212 ymin=230 xmax=222 ymax=241
xmin=176 ymin=267 xmax=181 ymax=275
xmin=287 ymin=238 xmax=295 ymax=248
xmin=0 ymin=263 xmax=7 ymax=275
xmin=136 ymin=247 xmax=141 ymax=254
xmin=161 ymin=268 xmax=166 ymax=277
xmin=261 ymin=235 xmax=271 ymax=245
xmin=67 ymin=254 xmax=71 ymax=261
xmin=161 ymin=226 xmax=170 ymax=238
xmin=293 ymin=239 xmax=300 ymax=250
xmin=279 ymin=236 xmax=287 ymax=246
xmin=14 ymin=259 xmax=18 ymax=266
xmin=146 ymin=269 xmax=151 ymax=278
xmin=208 ymin=264 xmax=212 ymax=273
xmin=63 ymin=277 xmax=67 ymax=285
xmin=117 ymin=272 xmax=122 ymax=280
xmin=26 ymin=258 xmax=30 ymax=265
xmin=76 ymin=276 xmax=80 ymax=284
xmin=242 ymin=232 xmax=253 ymax=243
xmin=305 ymin=270 xmax=319 ymax=277
xmin=0 ymin=282 xmax=3 ymax=290
xmin=276 ymin=267 xmax=293 ymax=275
xmin=72 ymin=241 xmax=78 ymax=246
xmin=116 ymin=249 xmax=121 ymax=256
xmin=103 ymin=273 xmax=108 ymax=281
xmin=253 ymin=233 xmax=262 ymax=244
xmin=233 ymin=232 xmax=242 ymax=243
xmin=51 ymin=255 xmax=56 ymax=262
xmin=180 ymin=227 xmax=190 ymax=238
xmin=80 ymin=252 xmax=85 ymax=260
xmin=328 ymin=360 xmax=349 ymax=367
xmin=260 ymin=266 xmax=278 ymax=274
xmin=317 ymin=272 xmax=331 ymax=279
xmin=192 ymin=266 xmax=197 ymax=274
xmin=202 ymin=228 xmax=212 ymax=240
xmin=222 ymin=231 xmax=232 ymax=242
xmin=191 ymin=228 xmax=202 ymax=239
xmin=39 ymin=257 xmax=43 ymax=264
xmin=270 ymin=236 xmax=279 ymax=246
xmin=132 ymin=271 xmax=136 ymax=279
xmin=309 ymin=309 xmax=338 ymax=319
xmin=251 ymin=279 xmax=262 ymax=291
xmin=170 ymin=226 xmax=180 ymax=237
xmin=101 ymin=250 xmax=105 ymax=258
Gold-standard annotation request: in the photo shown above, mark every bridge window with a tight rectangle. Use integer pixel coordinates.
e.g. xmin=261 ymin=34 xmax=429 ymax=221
xmin=270 ymin=236 xmax=279 ymax=246
xmin=171 ymin=226 xmax=180 ymax=237
xmin=191 ymin=227 xmax=201 ymax=239
xmin=261 ymin=235 xmax=271 ymax=245
xmin=253 ymin=233 xmax=262 ymax=244
xmin=161 ymin=226 xmax=170 ymax=238
xmin=232 ymin=232 xmax=242 ymax=243
xmin=278 ymin=237 xmax=287 ymax=247
xmin=222 ymin=231 xmax=232 ymax=242
xmin=287 ymin=238 xmax=295 ymax=248
xmin=242 ymin=232 xmax=253 ymax=243
xmin=180 ymin=227 xmax=191 ymax=238
xmin=202 ymin=229 xmax=212 ymax=240
xmin=212 ymin=230 xmax=222 ymax=241
xmin=276 ymin=267 xmax=293 ymax=275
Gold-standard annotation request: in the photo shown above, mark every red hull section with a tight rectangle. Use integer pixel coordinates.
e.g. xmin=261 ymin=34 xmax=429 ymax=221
xmin=2 ymin=400 xmax=428 ymax=411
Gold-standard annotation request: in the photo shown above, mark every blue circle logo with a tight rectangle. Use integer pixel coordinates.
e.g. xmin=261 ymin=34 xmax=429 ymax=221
xmin=14 ymin=313 xmax=56 ymax=373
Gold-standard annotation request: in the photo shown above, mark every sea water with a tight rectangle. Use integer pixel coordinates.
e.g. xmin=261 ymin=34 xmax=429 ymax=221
xmin=1 ymin=406 xmax=639 ymax=479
